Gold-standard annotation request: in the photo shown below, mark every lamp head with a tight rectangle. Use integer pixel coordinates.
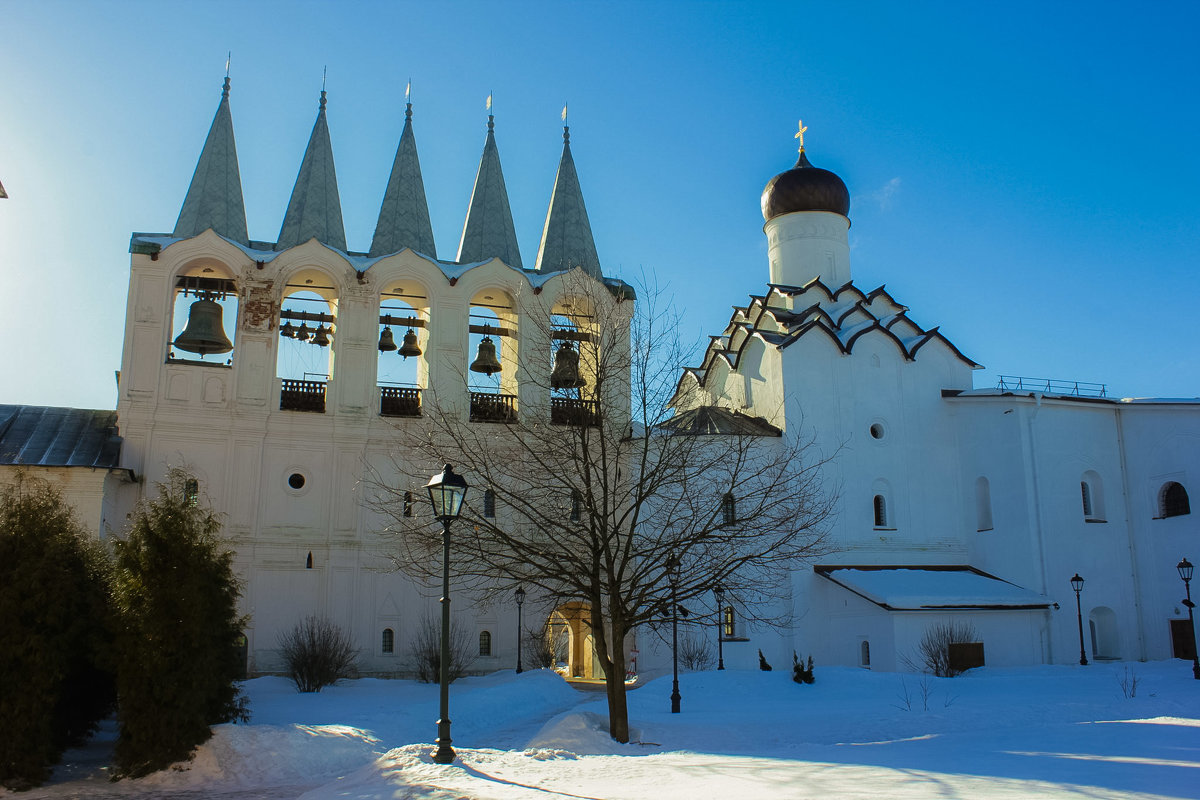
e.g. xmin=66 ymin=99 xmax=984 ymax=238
xmin=1179 ymin=558 xmax=1195 ymax=583
xmin=426 ymin=464 xmax=469 ymax=521
xmin=1070 ymin=573 xmax=1085 ymax=593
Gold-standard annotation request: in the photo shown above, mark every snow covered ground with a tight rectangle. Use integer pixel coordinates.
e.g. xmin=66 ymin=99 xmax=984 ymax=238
xmin=8 ymin=660 xmax=1200 ymax=799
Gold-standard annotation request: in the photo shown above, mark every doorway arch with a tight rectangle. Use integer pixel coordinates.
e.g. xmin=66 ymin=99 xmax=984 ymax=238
xmin=1088 ymin=606 xmax=1120 ymax=660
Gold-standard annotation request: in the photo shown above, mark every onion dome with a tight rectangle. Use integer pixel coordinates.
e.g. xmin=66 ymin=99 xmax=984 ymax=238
xmin=761 ymin=121 xmax=850 ymax=221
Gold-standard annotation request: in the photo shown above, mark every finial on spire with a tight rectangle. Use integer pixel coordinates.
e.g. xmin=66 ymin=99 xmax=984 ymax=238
xmin=562 ymin=102 xmax=570 ymax=143
xmin=319 ymin=68 xmax=328 ymax=110
xmin=487 ymin=92 xmax=494 ymax=131
xmin=795 ymin=119 xmax=808 ymax=154
xmin=222 ymin=52 xmax=231 ymax=98
xmin=405 ymin=79 xmax=412 ymax=119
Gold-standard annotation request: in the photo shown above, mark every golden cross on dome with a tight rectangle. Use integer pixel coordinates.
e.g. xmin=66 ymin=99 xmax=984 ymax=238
xmin=795 ymin=119 xmax=808 ymax=153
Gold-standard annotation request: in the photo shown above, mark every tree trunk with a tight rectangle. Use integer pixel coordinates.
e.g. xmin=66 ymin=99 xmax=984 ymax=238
xmin=589 ymin=599 xmax=630 ymax=743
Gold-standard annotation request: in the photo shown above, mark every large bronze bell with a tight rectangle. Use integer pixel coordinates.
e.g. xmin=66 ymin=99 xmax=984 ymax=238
xmin=173 ymin=298 xmax=234 ymax=356
xmin=296 ymin=322 xmax=311 ymax=342
xmin=551 ymin=340 xmax=586 ymax=389
xmin=470 ymin=336 xmax=502 ymax=375
xmin=280 ymin=321 xmax=296 ymax=338
xmin=312 ymin=324 xmax=330 ymax=347
xmin=398 ymin=328 xmax=422 ymax=359
xmin=378 ymin=326 xmax=397 ymax=352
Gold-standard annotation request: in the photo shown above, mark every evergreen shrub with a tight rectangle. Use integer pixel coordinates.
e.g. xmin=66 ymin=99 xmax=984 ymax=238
xmin=111 ymin=469 xmax=248 ymax=778
xmin=0 ymin=474 xmax=115 ymax=790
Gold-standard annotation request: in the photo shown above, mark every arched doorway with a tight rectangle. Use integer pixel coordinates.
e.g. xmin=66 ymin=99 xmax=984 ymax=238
xmin=548 ymin=601 xmax=600 ymax=680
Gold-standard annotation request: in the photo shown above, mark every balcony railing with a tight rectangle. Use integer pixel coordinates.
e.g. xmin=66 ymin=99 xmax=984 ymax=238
xmin=996 ymin=375 xmax=1107 ymax=398
xmin=280 ymin=379 xmax=327 ymax=413
xmin=380 ymin=386 xmax=422 ymax=418
xmin=551 ymin=397 xmax=600 ymax=427
xmin=470 ymin=391 xmax=517 ymax=423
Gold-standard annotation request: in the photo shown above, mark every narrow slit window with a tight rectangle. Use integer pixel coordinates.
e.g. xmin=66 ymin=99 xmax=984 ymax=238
xmin=479 ymin=630 xmax=492 ymax=656
xmin=722 ymin=606 xmax=736 ymax=638
xmin=382 ymin=628 xmax=394 ymax=654
xmin=721 ymin=493 xmax=736 ymax=525
xmin=1080 ymin=481 xmax=1093 ymax=518
xmin=570 ymin=489 xmax=582 ymax=522
xmin=484 ymin=489 xmax=496 ymax=518
xmin=873 ymin=494 xmax=888 ymax=528
xmin=403 ymin=491 xmax=413 ymax=518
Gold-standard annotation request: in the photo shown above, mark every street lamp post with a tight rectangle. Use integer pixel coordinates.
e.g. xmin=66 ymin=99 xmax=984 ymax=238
xmin=667 ymin=554 xmax=681 ymax=713
xmin=1070 ymin=573 xmax=1088 ymax=666
xmin=713 ymin=583 xmax=725 ymax=671
xmin=425 ymin=464 xmax=468 ymax=765
xmin=1177 ymin=558 xmax=1200 ymax=680
xmin=515 ymin=586 xmax=526 ymax=674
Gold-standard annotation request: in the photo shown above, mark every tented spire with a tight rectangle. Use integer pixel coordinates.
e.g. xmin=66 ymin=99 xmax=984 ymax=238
xmin=535 ymin=123 xmax=601 ymax=278
xmin=456 ymin=113 xmax=522 ymax=266
xmin=276 ymin=90 xmax=347 ymax=251
xmin=173 ymin=77 xmax=249 ymax=244
xmin=370 ymin=99 xmax=436 ymax=258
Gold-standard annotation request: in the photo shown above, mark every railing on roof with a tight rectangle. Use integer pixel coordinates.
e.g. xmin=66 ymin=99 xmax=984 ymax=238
xmin=996 ymin=375 xmax=1107 ymax=398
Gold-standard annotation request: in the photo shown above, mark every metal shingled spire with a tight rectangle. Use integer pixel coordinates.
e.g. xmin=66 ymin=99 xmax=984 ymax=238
xmin=456 ymin=104 xmax=522 ymax=266
xmin=369 ymin=91 xmax=436 ymax=258
xmin=276 ymin=87 xmax=347 ymax=251
xmin=534 ymin=118 xmax=601 ymax=278
xmin=173 ymin=75 xmax=249 ymax=244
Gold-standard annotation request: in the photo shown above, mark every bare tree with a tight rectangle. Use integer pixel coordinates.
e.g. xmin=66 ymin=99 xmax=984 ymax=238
xmin=410 ymin=615 xmax=475 ymax=683
xmin=277 ymin=616 xmax=358 ymax=693
xmin=369 ymin=272 xmax=836 ymax=743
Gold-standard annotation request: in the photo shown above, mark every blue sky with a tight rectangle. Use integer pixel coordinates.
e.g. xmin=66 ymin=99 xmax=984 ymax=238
xmin=1 ymin=0 xmax=1197 ymax=408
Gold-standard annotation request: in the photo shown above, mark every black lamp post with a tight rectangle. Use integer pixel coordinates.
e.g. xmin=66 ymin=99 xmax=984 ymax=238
xmin=515 ymin=586 xmax=526 ymax=674
xmin=1178 ymin=558 xmax=1200 ymax=680
xmin=713 ymin=582 xmax=725 ymax=671
xmin=425 ymin=464 xmax=468 ymax=764
xmin=1070 ymin=573 xmax=1088 ymax=666
xmin=667 ymin=553 xmax=681 ymax=713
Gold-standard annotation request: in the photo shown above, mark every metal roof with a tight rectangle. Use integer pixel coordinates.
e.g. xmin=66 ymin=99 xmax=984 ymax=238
xmin=173 ymin=77 xmax=249 ymax=244
xmin=370 ymin=103 xmax=436 ymax=259
xmin=0 ymin=406 xmax=122 ymax=469
xmin=816 ymin=565 xmax=1051 ymax=611
xmin=457 ymin=115 xmax=522 ymax=267
xmin=534 ymin=127 xmax=601 ymax=278
xmin=659 ymin=406 xmax=782 ymax=437
xmin=277 ymin=91 xmax=347 ymax=252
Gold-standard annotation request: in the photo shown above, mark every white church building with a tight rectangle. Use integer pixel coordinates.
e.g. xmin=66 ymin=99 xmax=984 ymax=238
xmin=2 ymin=77 xmax=1197 ymax=679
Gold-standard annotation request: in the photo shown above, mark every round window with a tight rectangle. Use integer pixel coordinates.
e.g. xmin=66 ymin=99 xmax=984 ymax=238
xmin=288 ymin=473 xmax=306 ymax=490
xmin=869 ymin=423 xmax=885 ymax=440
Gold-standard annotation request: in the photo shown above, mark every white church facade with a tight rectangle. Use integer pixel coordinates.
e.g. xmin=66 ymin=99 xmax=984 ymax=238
xmin=2 ymin=79 xmax=1196 ymax=679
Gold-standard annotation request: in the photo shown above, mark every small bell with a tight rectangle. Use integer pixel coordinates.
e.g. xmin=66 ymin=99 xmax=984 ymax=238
xmin=280 ymin=321 xmax=296 ymax=338
xmin=378 ymin=326 xmax=397 ymax=352
xmin=173 ymin=298 xmax=234 ymax=356
xmin=551 ymin=341 xmax=586 ymax=389
xmin=398 ymin=328 xmax=422 ymax=359
xmin=469 ymin=336 xmax=502 ymax=375
xmin=296 ymin=322 xmax=311 ymax=342
xmin=312 ymin=324 xmax=330 ymax=347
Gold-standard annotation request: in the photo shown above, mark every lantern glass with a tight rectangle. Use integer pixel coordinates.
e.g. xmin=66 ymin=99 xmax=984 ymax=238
xmin=1179 ymin=559 xmax=1194 ymax=583
xmin=425 ymin=465 xmax=468 ymax=521
xmin=1070 ymin=574 xmax=1084 ymax=593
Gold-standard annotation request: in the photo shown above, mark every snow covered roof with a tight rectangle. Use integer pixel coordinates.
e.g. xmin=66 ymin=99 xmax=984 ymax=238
xmin=657 ymin=406 xmax=781 ymax=436
xmin=0 ymin=405 xmax=122 ymax=469
xmin=816 ymin=565 xmax=1051 ymax=610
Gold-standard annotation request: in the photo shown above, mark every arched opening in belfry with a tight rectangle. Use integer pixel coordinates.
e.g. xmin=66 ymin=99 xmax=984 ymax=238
xmin=168 ymin=261 xmax=239 ymax=366
xmin=377 ymin=280 xmax=429 ymax=418
xmin=549 ymin=294 xmax=599 ymax=426
xmin=468 ymin=289 xmax=518 ymax=422
xmin=547 ymin=601 xmax=600 ymax=680
xmin=276 ymin=269 xmax=338 ymax=412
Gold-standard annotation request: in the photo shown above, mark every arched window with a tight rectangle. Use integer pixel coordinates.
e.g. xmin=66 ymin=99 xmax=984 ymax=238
xmin=478 ymin=630 xmax=492 ymax=656
xmin=468 ymin=290 xmax=518 ymax=423
xmin=1160 ymin=482 xmax=1191 ymax=518
xmin=184 ymin=478 xmax=200 ymax=508
xmin=721 ymin=493 xmax=736 ymax=525
xmin=860 ymin=640 xmax=871 ymax=667
xmin=381 ymin=628 xmax=394 ymax=654
xmin=484 ymin=489 xmax=496 ymax=518
xmin=975 ymin=476 xmax=993 ymax=532
xmin=873 ymin=494 xmax=888 ymax=528
xmin=1081 ymin=470 xmax=1106 ymax=522
xmin=722 ymin=606 xmax=736 ymax=638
